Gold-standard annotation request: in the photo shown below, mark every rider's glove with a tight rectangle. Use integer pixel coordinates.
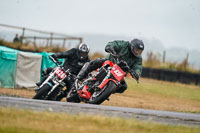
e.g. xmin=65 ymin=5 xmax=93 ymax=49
xmin=57 ymin=61 xmax=62 ymax=65
xmin=42 ymin=68 xmax=48 ymax=76
xmin=105 ymin=46 xmax=117 ymax=55
xmin=118 ymin=61 xmax=129 ymax=72
xmin=131 ymin=71 xmax=140 ymax=81
xmin=121 ymin=66 xmax=129 ymax=72
xmin=50 ymin=54 xmax=58 ymax=61
xmin=49 ymin=55 xmax=62 ymax=65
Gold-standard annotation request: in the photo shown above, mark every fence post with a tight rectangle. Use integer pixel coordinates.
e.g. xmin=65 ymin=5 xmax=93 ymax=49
xmin=21 ymin=28 xmax=25 ymax=45
xmin=33 ymin=36 xmax=37 ymax=47
xmin=79 ymin=38 xmax=83 ymax=44
xmin=63 ymin=38 xmax=66 ymax=48
xmin=163 ymin=50 xmax=166 ymax=63
xmin=186 ymin=52 xmax=189 ymax=64
xmin=50 ymin=33 xmax=53 ymax=47
xmin=46 ymin=38 xmax=49 ymax=47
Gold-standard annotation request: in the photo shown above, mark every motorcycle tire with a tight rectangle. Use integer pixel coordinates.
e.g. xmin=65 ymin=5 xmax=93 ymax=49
xmin=67 ymin=89 xmax=81 ymax=103
xmin=33 ymin=84 xmax=51 ymax=100
xmin=88 ymin=81 xmax=116 ymax=105
xmin=48 ymin=87 xmax=62 ymax=101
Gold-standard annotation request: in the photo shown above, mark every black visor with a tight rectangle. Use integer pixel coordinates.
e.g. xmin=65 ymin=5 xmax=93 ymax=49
xmin=79 ymin=51 xmax=88 ymax=59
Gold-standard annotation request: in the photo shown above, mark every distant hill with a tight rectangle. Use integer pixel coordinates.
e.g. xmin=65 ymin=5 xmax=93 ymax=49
xmin=1 ymin=31 xmax=200 ymax=68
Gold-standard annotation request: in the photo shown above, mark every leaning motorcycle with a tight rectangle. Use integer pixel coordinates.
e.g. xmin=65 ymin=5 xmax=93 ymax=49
xmin=67 ymin=53 xmax=139 ymax=104
xmin=33 ymin=56 xmax=75 ymax=100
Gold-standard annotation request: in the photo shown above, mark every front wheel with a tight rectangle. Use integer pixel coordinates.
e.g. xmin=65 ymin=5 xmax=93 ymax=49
xmin=33 ymin=84 xmax=51 ymax=100
xmin=88 ymin=81 xmax=117 ymax=105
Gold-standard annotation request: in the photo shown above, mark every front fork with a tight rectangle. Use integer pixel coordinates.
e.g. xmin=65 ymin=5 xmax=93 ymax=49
xmin=37 ymin=76 xmax=65 ymax=98
xmin=46 ymin=82 xmax=60 ymax=96
xmin=98 ymin=71 xmax=119 ymax=89
xmin=35 ymin=74 xmax=55 ymax=92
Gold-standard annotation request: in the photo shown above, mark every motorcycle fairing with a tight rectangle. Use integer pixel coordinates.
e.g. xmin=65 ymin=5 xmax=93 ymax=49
xmin=102 ymin=60 xmax=114 ymax=67
xmin=110 ymin=64 xmax=126 ymax=82
xmin=98 ymin=78 xmax=117 ymax=89
xmin=78 ymin=85 xmax=91 ymax=99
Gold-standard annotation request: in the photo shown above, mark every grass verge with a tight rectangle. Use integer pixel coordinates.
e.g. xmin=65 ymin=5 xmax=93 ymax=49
xmin=0 ymin=107 xmax=200 ymax=133
xmin=102 ymin=78 xmax=200 ymax=113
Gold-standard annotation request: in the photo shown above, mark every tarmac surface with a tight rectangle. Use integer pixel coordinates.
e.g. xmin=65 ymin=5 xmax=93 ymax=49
xmin=0 ymin=95 xmax=200 ymax=126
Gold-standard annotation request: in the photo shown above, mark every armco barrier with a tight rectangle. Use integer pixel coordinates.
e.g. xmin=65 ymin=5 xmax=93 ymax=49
xmin=160 ymin=69 xmax=178 ymax=82
xmin=141 ymin=67 xmax=151 ymax=78
xmin=141 ymin=67 xmax=200 ymax=85
xmin=150 ymin=69 xmax=161 ymax=80
xmin=178 ymin=72 xmax=195 ymax=84
xmin=194 ymin=74 xmax=200 ymax=85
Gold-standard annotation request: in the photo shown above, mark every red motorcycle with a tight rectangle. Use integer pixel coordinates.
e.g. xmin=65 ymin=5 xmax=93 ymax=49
xmin=67 ymin=54 xmax=139 ymax=104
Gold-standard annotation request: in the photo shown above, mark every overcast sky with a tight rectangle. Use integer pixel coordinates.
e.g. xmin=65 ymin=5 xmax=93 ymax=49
xmin=0 ymin=0 xmax=200 ymax=51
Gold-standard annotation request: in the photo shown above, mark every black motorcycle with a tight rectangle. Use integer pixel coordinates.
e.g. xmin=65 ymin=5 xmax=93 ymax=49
xmin=33 ymin=56 xmax=75 ymax=101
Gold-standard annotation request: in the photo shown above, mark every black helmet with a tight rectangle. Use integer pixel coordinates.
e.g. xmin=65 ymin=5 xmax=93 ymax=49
xmin=130 ymin=39 xmax=144 ymax=57
xmin=78 ymin=43 xmax=90 ymax=60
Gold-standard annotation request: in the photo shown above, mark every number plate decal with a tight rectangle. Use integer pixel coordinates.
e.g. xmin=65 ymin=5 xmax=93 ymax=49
xmin=111 ymin=65 xmax=126 ymax=81
xmin=55 ymin=68 xmax=66 ymax=79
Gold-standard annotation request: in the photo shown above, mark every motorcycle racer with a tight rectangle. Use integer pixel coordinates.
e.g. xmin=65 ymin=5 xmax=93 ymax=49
xmin=36 ymin=43 xmax=90 ymax=100
xmin=75 ymin=39 xmax=144 ymax=93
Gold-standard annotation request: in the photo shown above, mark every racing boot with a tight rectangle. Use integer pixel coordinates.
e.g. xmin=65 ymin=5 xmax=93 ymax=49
xmin=56 ymin=90 xmax=68 ymax=101
xmin=36 ymin=82 xmax=41 ymax=87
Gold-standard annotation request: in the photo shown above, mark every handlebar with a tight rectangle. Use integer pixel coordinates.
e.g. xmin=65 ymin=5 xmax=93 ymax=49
xmin=129 ymin=70 xmax=139 ymax=83
xmin=124 ymin=64 xmax=139 ymax=83
xmin=109 ymin=52 xmax=139 ymax=83
xmin=109 ymin=52 xmax=123 ymax=65
xmin=49 ymin=55 xmax=62 ymax=66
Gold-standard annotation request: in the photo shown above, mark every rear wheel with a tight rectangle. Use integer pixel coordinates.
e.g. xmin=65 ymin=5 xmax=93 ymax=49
xmin=33 ymin=84 xmax=51 ymax=100
xmin=88 ymin=81 xmax=116 ymax=105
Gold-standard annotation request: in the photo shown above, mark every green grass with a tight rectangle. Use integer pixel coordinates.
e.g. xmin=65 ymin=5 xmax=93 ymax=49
xmin=127 ymin=78 xmax=200 ymax=101
xmin=99 ymin=78 xmax=200 ymax=113
xmin=0 ymin=107 xmax=200 ymax=133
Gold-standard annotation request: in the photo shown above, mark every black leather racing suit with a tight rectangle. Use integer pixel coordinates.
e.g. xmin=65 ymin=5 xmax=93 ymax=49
xmin=42 ymin=48 xmax=90 ymax=98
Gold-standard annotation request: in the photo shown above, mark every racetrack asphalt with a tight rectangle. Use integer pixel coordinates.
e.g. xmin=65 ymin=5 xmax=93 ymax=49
xmin=0 ymin=95 xmax=200 ymax=126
